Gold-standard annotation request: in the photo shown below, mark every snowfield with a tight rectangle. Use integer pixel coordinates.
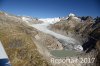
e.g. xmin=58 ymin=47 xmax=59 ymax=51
xmin=39 ymin=17 xmax=61 ymax=24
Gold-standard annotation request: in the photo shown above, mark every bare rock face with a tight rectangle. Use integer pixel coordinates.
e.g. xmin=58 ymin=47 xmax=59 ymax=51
xmin=95 ymin=52 xmax=100 ymax=66
xmin=35 ymin=32 xmax=63 ymax=50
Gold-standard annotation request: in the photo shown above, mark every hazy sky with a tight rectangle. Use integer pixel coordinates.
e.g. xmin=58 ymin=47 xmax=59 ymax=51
xmin=0 ymin=0 xmax=100 ymax=18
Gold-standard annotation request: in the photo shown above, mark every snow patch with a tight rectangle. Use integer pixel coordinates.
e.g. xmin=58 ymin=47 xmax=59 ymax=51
xmin=0 ymin=41 xmax=8 ymax=59
xmin=74 ymin=45 xmax=83 ymax=51
xmin=69 ymin=13 xmax=75 ymax=17
xmin=22 ymin=17 xmax=31 ymax=23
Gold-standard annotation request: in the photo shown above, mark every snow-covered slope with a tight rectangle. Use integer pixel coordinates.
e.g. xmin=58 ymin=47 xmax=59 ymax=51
xmin=68 ymin=13 xmax=76 ymax=17
xmin=22 ymin=17 xmax=31 ymax=23
xmin=39 ymin=17 xmax=61 ymax=24
xmin=0 ymin=41 xmax=8 ymax=59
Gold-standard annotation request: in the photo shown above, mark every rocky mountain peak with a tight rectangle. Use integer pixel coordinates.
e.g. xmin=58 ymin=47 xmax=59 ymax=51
xmin=67 ymin=13 xmax=81 ymax=22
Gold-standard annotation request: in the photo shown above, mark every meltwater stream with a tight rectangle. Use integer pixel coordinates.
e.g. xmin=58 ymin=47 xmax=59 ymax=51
xmin=31 ymin=22 xmax=83 ymax=51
